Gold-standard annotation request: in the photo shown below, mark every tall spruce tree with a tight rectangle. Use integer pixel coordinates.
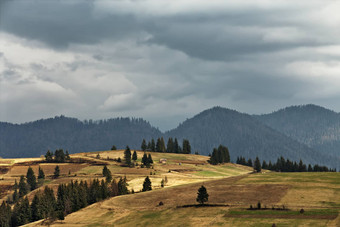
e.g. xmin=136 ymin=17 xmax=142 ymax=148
xmin=18 ymin=175 xmax=28 ymax=198
xmin=166 ymin=138 xmax=174 ymax=153
xmin=124 ymin=146 xmax=132 ymax=166
xmin=54 ymin=166 xmax=60 ymax=178
xmin=26 ymin=167 xmax=37 ymax=191
xmin=182 ymin=139 xmax=191 ymax=154
xmin=141 ymin=139 xmax=147 ymax=151
xmin=45 ymin=150 xmax=53 ymax=162
xmin=102 ymin=165 xmax=112 ymax=182
xmin=151 ymin=139 xmax=156 ymax=152
xmin=142 ymin=152 xmax=150 ymax=168
xmin=142 ymin=176 xmax=152 ymax=191
xmin=254 ymin=157 xmax=262 ymax=173
xmin=118 ymin=177 xmax=129 ymax=195
xmin=38 ymin=166 xmax=45 ymax=179
xmin=132 ymin=151 xmax=138 ymax=162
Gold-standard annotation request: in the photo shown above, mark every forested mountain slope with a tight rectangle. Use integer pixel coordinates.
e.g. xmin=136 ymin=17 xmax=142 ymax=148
xmin=256 ymin=104 xmax=340 ymax=157
xmin=166 ymin=107 xmax=339 ymax=168
xmin=0 ymin=116 xmax=162 ymax=158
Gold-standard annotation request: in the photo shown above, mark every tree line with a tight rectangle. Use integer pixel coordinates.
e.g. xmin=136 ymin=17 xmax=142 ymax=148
xmin=208 ymin=145 xmax=230 ymax=165
xmin=45 ymin=149 xmax=70 ymax=163
xmin=141 ymin=137 xmax=191 ymax=154
xmin=236 ymin=156 xmax=336 ymax=172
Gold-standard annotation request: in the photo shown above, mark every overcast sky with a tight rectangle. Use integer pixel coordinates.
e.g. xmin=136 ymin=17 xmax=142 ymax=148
xmin=1 ymin=0 xmax=340 ymax=131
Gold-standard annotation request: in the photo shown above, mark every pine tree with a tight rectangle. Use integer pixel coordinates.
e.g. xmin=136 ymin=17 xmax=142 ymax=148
xmin=148 ymin=154 xmax=153 ymax=164
xmin=110 ymin=179 xmax=119 ymax=197
xmin=12 ymin=189 xmax=19 ymax=203
xmin=142 ymin=152 xmax=150 ymax=168
xmin=55 ymin=149 xmax=65 ymax=163
xmin=31 ymin=193 xmax=43 ymax=221
xmin=45 ymin=150 xmax=53 ymax=162
xmin=174 ymin=138 xmax=180 ymax=153
xmin=254 ymin=157 xmax=262 ymax=173
xmin=132 ymin=151 xmax=138 ymax=162
xmin=26 ymin=166 xmax=37 ymax=191
xmin=156 ymin=138 xmax=162 ymax=153
xmin=111 ymin=145 xmax=117 ymax=150
xmin=247 ymin=158 xmax=253 ymax=167
xmin=151 ymin=139 xmax=156 ymax=152
xmin=38 ymin=166 xmax=45 ymax=179
xmin=124 ymin=146 xmax=132 ymax=166
xmin=102 ymin=165 xmax=112 ymax=183
xmin=142 ymin=176 xmax=152 ymax=192
xmin=118 ymin=177 xmax=129 ymax=195
xmin=141 ymin=139 xmax=147 ymax=151
xmin=54 ymin=166 xmax=60 ymax=178
xmin=262 ymin=160 xmax=268 ymax=169
xmin=0 ymin=201 xmax=11 ymax=227
xmin=196 ymin=185 xmax=209 ymax=205
xmin=18 ymin=175 xmax=28 ymax=198
xmin=182 ymin=139 xmax=191 ymax=154
xmin=167 ymin=138 xmax=174 ymax=153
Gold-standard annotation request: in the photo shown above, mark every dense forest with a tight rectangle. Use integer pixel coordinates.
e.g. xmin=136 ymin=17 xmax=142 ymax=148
xmin=1 ymin=106 xmax=340 ymax=169
xmin=256 ymin=104 xmax=340 ymax=157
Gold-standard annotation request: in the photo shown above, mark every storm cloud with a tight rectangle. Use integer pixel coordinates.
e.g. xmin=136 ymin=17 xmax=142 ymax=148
xmin=1 ymin=0 xmax=340 ymax=131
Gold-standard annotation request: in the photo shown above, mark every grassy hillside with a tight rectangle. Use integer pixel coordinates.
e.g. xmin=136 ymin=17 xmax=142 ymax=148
xmin=29 ymin=171 xmax=340 ymax=227
xmin=2 ymin=150 xmax=339 ymax=227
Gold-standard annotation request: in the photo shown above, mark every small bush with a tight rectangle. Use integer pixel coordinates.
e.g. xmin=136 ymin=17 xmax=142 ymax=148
xmin=159 ymin=201 xmax=164 ymax=206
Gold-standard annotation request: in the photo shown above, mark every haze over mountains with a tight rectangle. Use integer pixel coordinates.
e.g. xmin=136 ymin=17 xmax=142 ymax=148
xmin=1 ymin=104 xmax=339 ymax=169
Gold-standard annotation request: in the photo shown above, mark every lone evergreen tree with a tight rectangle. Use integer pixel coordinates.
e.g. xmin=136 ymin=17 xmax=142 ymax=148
xmin=54 ymin=165 xmax=60 ymax=178
xmin=132 ymin=150 xmax=138 ymax=162
xmin=196 ymin=185 xmax=209 ymax=205
xmin=111 ymin=145 xmax=117 ymax=150
xmin=26 ymin=166 xmax=37 ymax=191
xmin=124 ymin=146 xmax=132 ymax=166
xmin=142 ymin=176 xmax=152 ymax=192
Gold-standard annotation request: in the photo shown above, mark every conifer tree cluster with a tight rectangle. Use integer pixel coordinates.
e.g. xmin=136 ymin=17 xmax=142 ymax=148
xmin=208 ymin=145 xmax=230 ymax=165
xmin=141 ymin=138 xmax=191 ymax=154
xmin=45 ymin=149 xmax=71 ymax=163
xmin=10 ymin=167 xmax=46 ymax=205
xmin=236 ymin=156 xmax=336 ymax=172
xmin=141 ymin=153 xmax=153 ymax=168
xmin=3 ymin=176 xmax=131 ymax=227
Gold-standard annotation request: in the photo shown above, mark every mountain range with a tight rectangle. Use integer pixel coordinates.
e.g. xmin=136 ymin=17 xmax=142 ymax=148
xmin=1 ymin=104 xmax=339 ymax=169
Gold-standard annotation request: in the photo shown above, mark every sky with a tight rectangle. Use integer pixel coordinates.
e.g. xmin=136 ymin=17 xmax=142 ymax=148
xmin=1 ymin=0 xmax=340 ymax=131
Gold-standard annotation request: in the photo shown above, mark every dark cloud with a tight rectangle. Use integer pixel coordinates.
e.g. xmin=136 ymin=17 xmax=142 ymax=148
xmin=0 ymin=0 xmax=140 ymax=48
xmin=1 ymin=0 xmax=340 ymax=131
